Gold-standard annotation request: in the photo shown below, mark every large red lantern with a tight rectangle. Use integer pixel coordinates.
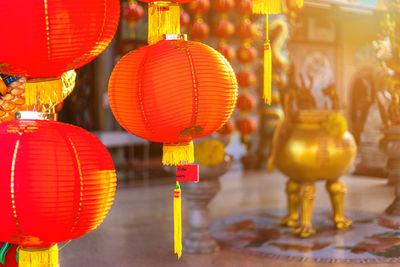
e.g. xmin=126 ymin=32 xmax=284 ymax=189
xmin=108 ymin=37 xmax=238 ymax=166
xmin=0 ymin=112 xmax=116 ymax=267
xmin=0 ymin=0 xmax=119 ymax=108
xmin=0 ymin=0 xmax=119 ymax=78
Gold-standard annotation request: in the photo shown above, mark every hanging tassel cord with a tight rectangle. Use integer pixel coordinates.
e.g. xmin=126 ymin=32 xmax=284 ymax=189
xmin=174 ymin=181 xmax=182 ymax=259
xmin=263 ymin=17 xmax=272 ymax=105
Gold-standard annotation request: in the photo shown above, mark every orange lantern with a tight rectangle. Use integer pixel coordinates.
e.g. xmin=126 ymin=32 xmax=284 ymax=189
xmin=108 ymin=36 xmax=238 ymax=166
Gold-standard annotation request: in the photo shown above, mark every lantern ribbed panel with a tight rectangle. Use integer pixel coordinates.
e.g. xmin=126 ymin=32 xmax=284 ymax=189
xmin=0 ymin=0 xmax=120 ymax=78
xmin=108 ymin=40 xmax=238 ymax=143
xmin=0 ymin=120 xmax=116 ymax=247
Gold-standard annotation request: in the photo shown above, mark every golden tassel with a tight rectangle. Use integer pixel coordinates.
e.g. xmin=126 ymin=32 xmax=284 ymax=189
xmin=163 ymin=141 xmax=194 ymax=166
xmin=264 ymin=40 xmax=272 ymax=105
xmin=148 ymin=1 xmax=180 ymax=45
xmin=252 ymin=0 xmax=281 ymax=14
xmin=25 ymin=77 xmax=64 ymax=107
xmin=173 ymin=182 xmax=182 ymax=259
xmin=18 ymin=245 xmax=59 ymax=267
xmin=252 ymin=0 xmax=281 ymax=104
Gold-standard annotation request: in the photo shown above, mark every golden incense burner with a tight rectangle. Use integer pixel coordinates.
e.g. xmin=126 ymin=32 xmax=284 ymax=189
xmin=272 ymin=110 xmax=357 ymax=237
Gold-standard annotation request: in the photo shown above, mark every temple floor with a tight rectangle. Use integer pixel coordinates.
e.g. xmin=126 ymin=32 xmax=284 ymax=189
xmin=60 ymin=167 xmax=399 ymax=267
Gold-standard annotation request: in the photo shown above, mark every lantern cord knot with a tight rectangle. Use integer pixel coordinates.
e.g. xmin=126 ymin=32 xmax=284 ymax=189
xmin=18 ymin=244 xmax=59 ymax=267
xmin=163 ymin=141 xmax=194 ymax=166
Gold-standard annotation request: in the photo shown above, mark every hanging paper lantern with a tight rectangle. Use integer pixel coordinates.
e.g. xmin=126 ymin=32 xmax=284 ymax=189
xmin=186 ymin=0 xmax=210 ymax=14
xmin=189 ymin=20 xmax=210 ymax=40
xmin=237 ymin=94 xmax=256 ymax=112
xmin=213 ymin=20 xmax=235 ymax=39
xmin=218 ymin=120 xmax=235 ymax=136
xmin=236 ymin=0 xmax=252 ymax=16
xmin=236 ymin=20 xmax=260 ymax=40
xmin=237 ymin=71 xmax=257 ymax=88
xmin=0 ymin=0 xmax=119 ymax=107
xmin=238 ymin=117 xmax=257 ymax=135
xmin=216 ymin=44 xmax=235 ymax=62
xmin=108 ymin=38 xmax=238 ymax=166
xmin=0 ymin=112 xmax=116 ymax=267
xmin=123 ymin=1 xmax=144 ymax=25
xmin=180 ymin=10 xmax=191 ymax=27
xmin=214 ymin=0 xmax=235 ymax=13
xmin=237 ymin=46 xmax=258 ymax=64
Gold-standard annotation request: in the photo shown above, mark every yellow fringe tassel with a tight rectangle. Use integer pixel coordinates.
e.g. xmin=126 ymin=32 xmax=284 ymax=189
xmin=25 ymin=77 xmax=64 ymax=107
xmin=252 ymin=0 xmax=281 ymax=14
xmin=18 ymin=245 xmax=59 ymax=267
xmin=163 ymin=141 xmax=194 ymax=166
xmin=148 ymin=1 xmax=180 ymax=45
xmin=264 ymin=41 xmax=272 ymax=105
xmin=173 ymin=182 xmax=182 ymax=259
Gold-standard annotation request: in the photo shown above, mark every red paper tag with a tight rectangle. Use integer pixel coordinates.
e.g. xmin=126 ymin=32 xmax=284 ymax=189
xmin=176 ymin=165 xmax=199 ymax=182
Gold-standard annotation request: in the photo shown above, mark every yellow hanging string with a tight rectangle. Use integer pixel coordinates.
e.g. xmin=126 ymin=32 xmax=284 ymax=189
xmin=173 ymin=181 xmax=182 ymax=259
xmin=252 ymin=0 xmax=281 ymax=105
xmin=264 ymin=18 xmax=272 ymax=105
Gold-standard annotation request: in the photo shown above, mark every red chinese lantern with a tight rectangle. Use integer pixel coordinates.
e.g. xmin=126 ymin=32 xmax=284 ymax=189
xmin=123 ymin=1 xmax=144 ymax=24
xmin=238 ymin=117 xmax=257 ymax=135
xmin=237 ymin=71 xmax=257 ymax=87
xmin=237 ymin=94 xmax=256 ymax=112
xmin=216 ymin=44 xmax=235 ymax=62
xmin=213 ymin=20 xmax=235 ymax=39
xmin=0 ymin=0 xmax=119 ymax=78
xmin=189 ymin=20 xmax=210 ymax=40
xmin=0 ymin=0 xmax=119 ymax=107
xmin=0 ymin=112 xmax=116 ymax=267
xmin=237 ymin=46 xmax=258 ymax=64
xmin=236 ymin=20 xmax=260 ymax=40
xmin=108 ymin=38 xmax=238 ymax=166
xmin=218 ymin=120 xmax=235 ymax=136
xmin=236 ymin=0 xmax=252 ymax=16
xmin=186 ymin=0 xmax=210 ymax=14
xmin=180 ymin=10 xmax=191 ymax=27
xmin=214 ymin=0 xmax=235 ymax=13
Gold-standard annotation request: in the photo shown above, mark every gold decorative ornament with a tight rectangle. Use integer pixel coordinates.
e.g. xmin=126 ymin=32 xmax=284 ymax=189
xmin=270 ymin=110 xmax=357 ymax=237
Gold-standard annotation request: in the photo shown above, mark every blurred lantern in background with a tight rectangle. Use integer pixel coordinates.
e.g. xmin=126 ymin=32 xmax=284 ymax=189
xmin=0 ymin=0 xmax=120 ymax=110
xmin=0 ymin=112 xmax=116 ymax=267
xmin=187 ymin=0 xmax=211 ymax=41
xmin=212 ymin=0 xmax=235 ymax=61
xmin=234 ymin=0 xmax=259 ymax=150
xmin=123 ymin=0 xmax=144 ymax=28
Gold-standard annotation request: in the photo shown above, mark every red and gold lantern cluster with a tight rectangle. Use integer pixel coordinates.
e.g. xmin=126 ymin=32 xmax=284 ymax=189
xmin=187 ymin=0 xmax=211 ymax=41
xmin=235 ymin=0 xmax=259 ymax=147
xmin=108 ymin=0 xmax=238 ymax=258
xmin=0 ymin=1 xmax=120 ymax=266
xmin=213 ymin=0 xmax=235 ymax=62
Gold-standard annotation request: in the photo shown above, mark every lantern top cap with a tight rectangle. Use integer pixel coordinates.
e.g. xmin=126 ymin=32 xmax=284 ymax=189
xmin=15 ymin=111 xmax=57 ymax=121
xmin=162 ymin=34 xmax=187 ymax=41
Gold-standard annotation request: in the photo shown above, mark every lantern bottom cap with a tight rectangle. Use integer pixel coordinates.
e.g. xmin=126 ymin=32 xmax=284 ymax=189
xmin=162 ymin=141 xmax=194 ymax=166
xmin=19 ymin=244 xmax=59 ymax=267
